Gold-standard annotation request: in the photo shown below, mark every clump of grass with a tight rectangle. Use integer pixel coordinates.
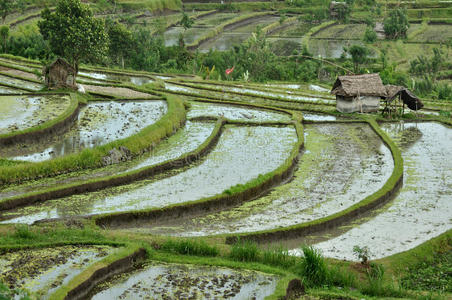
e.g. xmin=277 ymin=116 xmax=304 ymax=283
xmin=361 ymin=262 xmax=405 ymax=297
xmin=161 ymin=239 xmax=219 ymax=257
xmin=298 ymin=246 xmax=329 ymax=287
xmin=262 ymin=245 xmax=297 ymax=269
xmin=0 ymin=224 xmax=107 ymax=247
xmin=229 ymin=240 xmax=260 ymax=262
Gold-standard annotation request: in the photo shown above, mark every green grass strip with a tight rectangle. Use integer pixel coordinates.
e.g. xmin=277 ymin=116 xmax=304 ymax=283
xmin=223 ymin=116 xmax=404 ymax=244
xmin=0 ymin=93 xmax=79 ymax=143
xmin=0 ymin=94 xmax=186 ymax=186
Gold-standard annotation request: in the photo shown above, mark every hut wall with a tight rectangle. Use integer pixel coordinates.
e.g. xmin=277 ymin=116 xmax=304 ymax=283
xmin=336 ymin=95 xmax=380 ymax=113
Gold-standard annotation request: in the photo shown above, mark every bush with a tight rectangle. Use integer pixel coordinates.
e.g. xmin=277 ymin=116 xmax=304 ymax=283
xmin=363 ymin=26 xmax=377 ymax=43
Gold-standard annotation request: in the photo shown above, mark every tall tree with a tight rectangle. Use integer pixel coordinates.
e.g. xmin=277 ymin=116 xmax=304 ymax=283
xmin=383 ymin=8 xmax=409 ymax=39
xmin=348 ymin=44 xmax=369 ymax=73
xmin=106 ymin=20 xmax=132 ymax=68
xmin=38 ymin=0 xmax=108 ymax=72
xmin=0 ymin=0 xmax=15 ymax=23
xmin=0 ymin=25 xmax=9 ymax=51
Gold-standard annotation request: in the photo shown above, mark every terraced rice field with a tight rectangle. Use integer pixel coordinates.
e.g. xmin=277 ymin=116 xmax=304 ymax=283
xmin=0 ymin=53 xmax=451 ymax=298
xmin=2 ymin=100 xmax=166 ymax=161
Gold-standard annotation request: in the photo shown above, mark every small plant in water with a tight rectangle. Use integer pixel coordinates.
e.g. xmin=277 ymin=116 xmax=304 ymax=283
xmin=353 ymin=245 xmax=371 ymax=265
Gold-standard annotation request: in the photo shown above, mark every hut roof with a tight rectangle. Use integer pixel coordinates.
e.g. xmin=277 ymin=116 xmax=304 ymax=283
xmin=385 ymin=85 xmax=423 ymax=110
xmin=49 ymin=58 xmax=75 ymax=73
xmin=331 ymin=73 xmax=387 ymax=97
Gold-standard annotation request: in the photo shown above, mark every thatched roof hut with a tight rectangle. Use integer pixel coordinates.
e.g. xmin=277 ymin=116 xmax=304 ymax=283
xmin=385 ymin=85 xmax=423 ymax=111
xmin=331 ymin=73 xmax=387 ymax=97
xmin=43 ymin=58 xmax=76 ymax=89
xmin=331 ymin=74 xmax=387 ymax=113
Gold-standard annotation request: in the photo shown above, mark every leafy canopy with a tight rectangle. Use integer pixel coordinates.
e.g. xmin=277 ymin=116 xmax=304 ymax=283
xmin=383 ymin=8 xmax=409 ymax=39
xmin=38 ymin=0 xmax=108 ymax=70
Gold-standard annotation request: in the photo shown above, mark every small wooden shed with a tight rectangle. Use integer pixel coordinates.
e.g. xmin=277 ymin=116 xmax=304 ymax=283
xmin=331 ymin=73 xmax=387 ymax=113
xmin=43 ymin=58 xmax=76 ymax=89
xmin=384 ymin=85 xmax=423 ymax=111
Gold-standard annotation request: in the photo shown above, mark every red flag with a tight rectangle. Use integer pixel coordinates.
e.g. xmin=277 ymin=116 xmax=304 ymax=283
xmin=225 ymin=67 xmax=234 ymax=75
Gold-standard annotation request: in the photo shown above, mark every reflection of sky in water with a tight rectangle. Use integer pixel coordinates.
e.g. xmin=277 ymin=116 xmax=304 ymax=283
xmin=78 ymin=72 xmax=153 ymax=86
xmin=2 ymin=126 xmax=297 ymax=224
xmin=296 ymin=122 xmax=452 ymax=260
xmin=10 ymin=101 xmax=167 ymax=162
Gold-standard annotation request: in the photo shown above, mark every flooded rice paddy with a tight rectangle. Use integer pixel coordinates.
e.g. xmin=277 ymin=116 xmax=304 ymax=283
xmin=3 ymin=100 xmax=166 ymax=162
xmin=138 ymin=123 xmax=393 ymax=237
xmin=78 ymin=71 xmax=154 ymax=86
xmin=296 ymin=122 xmax=452 ymax=260
xmin=91 ymin=262 xmax=278 ymax=300
xmin=198 ymin=16 xmax=280 ymax=52
xmin=1 ymin=125 xmax=297 ymax=224
xmin=0 ymin=95 xmax=71 ymax=135
xmin=0 ymin=245 xmax=113 ymax=299
xmin=0 ymin=121 xmax=215 ymax=200
xmin=0 ymin=85 xmax=23 ymax=94
xmin=187 ymin=101 xmax=292 ymax=122
xmin=0 ymin=74 xmax=43 ymax=91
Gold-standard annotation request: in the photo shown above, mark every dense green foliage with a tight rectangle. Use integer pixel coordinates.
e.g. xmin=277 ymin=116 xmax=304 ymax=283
xmin=38 ymin=0 xmax=108 ymax=70
xmin=401 ymin=250 xmax=452 ymax=292
xmin=384 ymin=8 xmax=410 ymax=39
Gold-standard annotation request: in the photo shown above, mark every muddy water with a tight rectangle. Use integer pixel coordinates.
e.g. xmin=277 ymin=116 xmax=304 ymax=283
xmin=298 ymin=122 xmax=452 ymax=261
xmin=78 ymin=71 xmax=153 ymax=86
xmin=0 ymin=245 xmax=113 ymax=299
xmin=0 ymin=74 xmax=43 ymax=91
xmin=0 ymin=126 xmax=297 ymax=224
xmin=91 ymin=262 xmax=278 ymax=300
xmin=188 ymin=101 xmax=292 ymax=122
xmin=0 ymin=121 xmax=215 ymax=201
xmin=142 ymin=123 xmax=392 ymax=237
xmin=3 ymin=100 xmax=166 ymax=162
xmin=0 ymin=95 xmax=71 ymax=135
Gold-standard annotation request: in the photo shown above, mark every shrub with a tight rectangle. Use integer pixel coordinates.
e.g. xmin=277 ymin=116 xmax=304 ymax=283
xmin=363 ymin=26 xmax=377 ymax=43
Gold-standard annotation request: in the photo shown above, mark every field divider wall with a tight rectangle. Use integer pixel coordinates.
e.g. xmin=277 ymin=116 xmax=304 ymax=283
xmin=51 ymin=245 xmax=147 ymax=300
